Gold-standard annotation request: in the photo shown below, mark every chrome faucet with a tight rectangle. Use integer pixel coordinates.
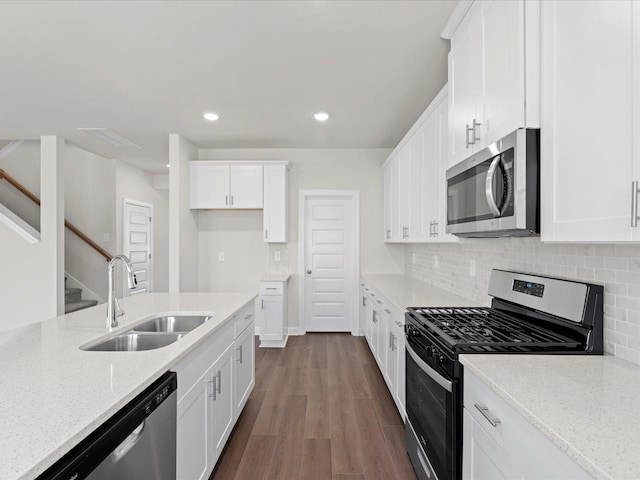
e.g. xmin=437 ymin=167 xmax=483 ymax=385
xmin=106 ymin=254 xmax=138 ymax=329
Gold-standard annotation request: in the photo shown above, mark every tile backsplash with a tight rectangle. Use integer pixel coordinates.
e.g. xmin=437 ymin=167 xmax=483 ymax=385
xmin=405 ymin=238 xmax=640 ymax=366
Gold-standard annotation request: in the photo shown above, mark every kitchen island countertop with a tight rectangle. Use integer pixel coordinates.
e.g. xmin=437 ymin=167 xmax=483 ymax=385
xmin=0 ymin=292 xmax=256 ymax=480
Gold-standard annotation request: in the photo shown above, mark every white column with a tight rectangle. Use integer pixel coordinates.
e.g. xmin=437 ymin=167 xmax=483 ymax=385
xmin=169 ymin=134 xmax=199 ymax=293
xmin=40 ymin=136 xmax=65 ymax=316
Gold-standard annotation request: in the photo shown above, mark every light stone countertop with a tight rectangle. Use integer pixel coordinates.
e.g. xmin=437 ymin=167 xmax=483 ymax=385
xmin=361 ymin=273 xmax=478 ymax=313
xmin=261 ymin=273 xmax=291 ymax=282
xmin=0 ymin=292 xmax=256 ymax=480
xmin=460 ymin=354 xmax=640 ymax=480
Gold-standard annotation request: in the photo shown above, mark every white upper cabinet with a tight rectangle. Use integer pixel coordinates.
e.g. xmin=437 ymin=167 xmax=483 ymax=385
xmin=445 ymin=0 xmax=540 ymax=166
xmin=263 ymin=164 xmax=288 ymax=243
xmin=190 ymin=162 xmax=263 ymax=209
xmin=190 ymin=164 xmax=230 ymax=209
xmin=229 ymin=165 xmax=263 ymax=208
xmin=383 ymin=163 xmax=393 ymax=241
xmin=540 ymin=0 xmax=640 ymax=242
xmin=383 ymin=85 xmax=459 ymax=244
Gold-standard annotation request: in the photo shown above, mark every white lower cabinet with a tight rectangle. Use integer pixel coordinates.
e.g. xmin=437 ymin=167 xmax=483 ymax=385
xmin=463 ymin=369 xmax=591 ymax=480
xmin=175 ymin=304 xmax=256 ymax=480
xmin=233 ymin=322 xmax=255 ymax=418
xmin=259 ymin=279 xmax=288 ymax=348
xmin=360 ymin=279 xmax=406 ymax=421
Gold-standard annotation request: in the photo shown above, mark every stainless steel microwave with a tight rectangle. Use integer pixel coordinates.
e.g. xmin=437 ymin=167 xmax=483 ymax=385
xmin=445 ymin=128 xmax=539 ymax=237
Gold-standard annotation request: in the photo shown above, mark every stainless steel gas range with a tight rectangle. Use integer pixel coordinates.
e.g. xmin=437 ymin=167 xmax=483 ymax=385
xmin=403 ymin=270 xmax=603 ymax=480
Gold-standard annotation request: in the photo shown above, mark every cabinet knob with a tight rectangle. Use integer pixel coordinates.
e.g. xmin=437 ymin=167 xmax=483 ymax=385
xmin=306 ymin=269 xmax=312 ymax=274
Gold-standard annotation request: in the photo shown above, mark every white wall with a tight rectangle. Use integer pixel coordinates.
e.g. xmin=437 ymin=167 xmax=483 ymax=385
xmin=115 ymin=161 xmax=170 ymax=294
xmin=0 ymin=137 xmax=65 ymax=332
xmin=195 ymin=148 xmax=404 ymax=330
xmin=169 ymin=134 xmax=199 ymax=292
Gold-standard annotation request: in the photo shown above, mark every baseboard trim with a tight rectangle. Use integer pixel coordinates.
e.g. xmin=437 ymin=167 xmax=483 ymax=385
xmin=288 ymin=327 xmax=301 ymax=336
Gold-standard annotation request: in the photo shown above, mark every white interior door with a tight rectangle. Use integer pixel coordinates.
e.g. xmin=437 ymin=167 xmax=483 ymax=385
xmin=123 ymin=200 xmax=153 ymax=295
xmin=302 ymin=193 xmax=357 ymax=332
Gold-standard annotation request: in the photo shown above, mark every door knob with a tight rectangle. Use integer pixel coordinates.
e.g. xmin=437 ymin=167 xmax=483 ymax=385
xmin=306 ymin=270 xmax=312 ymax=274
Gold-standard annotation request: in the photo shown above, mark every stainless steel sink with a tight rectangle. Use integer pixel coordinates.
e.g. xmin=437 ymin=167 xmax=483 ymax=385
xmin=83 ymin=333 xmax=184 ymax=352
xmin=132 ymin=315 xmax=212 ymax=333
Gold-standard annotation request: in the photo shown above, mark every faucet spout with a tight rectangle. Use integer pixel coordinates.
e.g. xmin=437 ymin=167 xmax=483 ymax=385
xmin=106 ymin=254 xmax=138 ymax=329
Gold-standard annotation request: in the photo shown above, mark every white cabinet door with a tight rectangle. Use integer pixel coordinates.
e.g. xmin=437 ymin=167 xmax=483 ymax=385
xmin=211 ymin=344 xmax=234 ymax=464
xmin=190 ymin=164 xmax=230 ymax=209
xmin=383 ymin=163 xmax=393 ymax=241
xmin=481 ymin=0 xmax=527 ymax=147
xmin=229 ymin=165 xmax=263 ymax=208
xmin=370 ymin=304 xmax=380 ymax=362
xmin=393 ymin=319 xmax=406 ymax=420
xmin=364 ymin=293 xmax=375 ymax=350
xmin=359 ymin=284 xmax=367 ymax=336
xmin=407 ymin=131 xmax=424 ymax=241
xmin=541 ymin=0 xmax=638 ymax=242
xmin=177 ymin=371 xmax=212 ymax=480
xmin=449 ymin=1 xmax=483 ymax=165
xmin=261 ymin=295 xmax=284 ymax=342
xmin=383 ymin=313 xmax=397 ymax=397
xmin=462 ymin=409 xmax=514 ymax=480
xmin=234 ymin=323 xmax=255 ymax=419
xmin=263 ymin=164 xmax=288 ymax=242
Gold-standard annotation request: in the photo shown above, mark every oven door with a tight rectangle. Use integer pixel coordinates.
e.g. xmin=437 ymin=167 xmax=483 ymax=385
xmin=405 ymin=341 xmax=458 ymax=480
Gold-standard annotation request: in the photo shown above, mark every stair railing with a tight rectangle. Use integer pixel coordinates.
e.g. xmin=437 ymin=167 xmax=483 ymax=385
xmin=0 ymin=168 xmax=113 ymax=262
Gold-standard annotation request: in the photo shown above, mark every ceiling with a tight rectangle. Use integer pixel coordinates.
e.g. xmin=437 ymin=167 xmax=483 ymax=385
xmin=0 ymin=1 xmax=455 ymax=172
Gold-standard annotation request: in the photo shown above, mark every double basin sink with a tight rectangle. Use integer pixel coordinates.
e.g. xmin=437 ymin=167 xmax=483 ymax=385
xmin=83 ymin=315 xmax=213 ymax=352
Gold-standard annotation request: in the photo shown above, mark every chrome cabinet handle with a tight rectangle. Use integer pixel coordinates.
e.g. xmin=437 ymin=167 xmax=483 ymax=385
xmin=632 ymin=181 xmax=640 ymax=227
xmin=265 ymin=229 xmax=268 ymax=239
xmin=306 ymin=269 xmax=312 ymax=274
xmin=373 ymin=311 xmax=378 ymax=323
xmin=237 ymin=345 xmax=243 ymax=364
xmin=230 ymin=195 xmax=234 ymax=206
xmin=244 ymin=314 xmax=252 ymax=319
xmin=389 ymin=332 xmax=393 ymax=349
xmin=362 ymin=296 xmax=366 ymax=307
xmin=474 ymin=404 xmax=501 ymax=427
xmin=376 ymin=300 xmax=382 ymax=305
xmin=261 ymin=299 xmax=264 ymax=309
xmin=386 ymin=229 xmax=391 ymax=239
xmin=225 ymin=195 xmax=228 ymax=206
xmin=472 ymin=119 xmax=481 ymax=143
xmin=384 ymin=309 xmax=391 ymax=314
xmin=216 ymin=370 xmax=222 ymax=394
xmin=209 ymin=375 xmax=216 ymax=400
xmin=433 ymin=221 xmax=438 ymax=236
xmin=395 ymin=321 xmax=402 ymax=328
xmin=466 ymin=123 xmax=474 ymax=148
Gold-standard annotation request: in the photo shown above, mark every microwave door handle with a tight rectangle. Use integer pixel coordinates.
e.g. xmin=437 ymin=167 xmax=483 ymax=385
xmin=485 ymin=156 xmax=502 ymax=217
xmin=499 ymin=156 xmax=513 ymax=216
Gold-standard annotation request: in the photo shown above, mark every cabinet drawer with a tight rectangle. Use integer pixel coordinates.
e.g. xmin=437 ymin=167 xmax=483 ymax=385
xmin=260 ymin=282 xmax=283 ymax=296
xmin=234 ymin=302 xmax=255 ymax=338
xmin=464 ymin=369 xmax=515 ymax=449
xmin=174 ymin=318 xmax=234 ymax=403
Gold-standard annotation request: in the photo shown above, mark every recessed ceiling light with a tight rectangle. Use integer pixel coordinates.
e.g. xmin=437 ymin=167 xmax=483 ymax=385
xmin=203 ymin=112 xmax=220 ymax=122
xmin=165 ymin=164 xmax=170 ymax=168
xmin=313 ymin=112 xmax=330 ymax=122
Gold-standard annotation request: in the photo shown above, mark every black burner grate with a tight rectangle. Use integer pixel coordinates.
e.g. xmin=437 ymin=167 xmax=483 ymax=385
xmin=407 ymin=307 xmax=582 ymax=352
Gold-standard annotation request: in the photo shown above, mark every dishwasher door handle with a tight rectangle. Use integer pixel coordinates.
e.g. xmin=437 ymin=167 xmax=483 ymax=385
xmin=110 ymin=420 xmax=146 ymax=463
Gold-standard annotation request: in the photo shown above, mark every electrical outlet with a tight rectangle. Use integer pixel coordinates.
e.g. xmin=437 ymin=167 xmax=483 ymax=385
xmin=412 ymin=253 xmax=416 ymax=265
xmin=218 ymin=252 xmax=225 ymax=262
xmin=434 ymin=254 xmax=439 ymax=268
xmin=274 ymin=251 xmax=281 ymax=261
xmin=470 ymin=259 xmax=476 ymax=277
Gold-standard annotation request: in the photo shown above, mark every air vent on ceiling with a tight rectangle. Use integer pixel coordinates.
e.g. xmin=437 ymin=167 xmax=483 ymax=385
xmin=77 ymin=128 xmax=141 ymax=149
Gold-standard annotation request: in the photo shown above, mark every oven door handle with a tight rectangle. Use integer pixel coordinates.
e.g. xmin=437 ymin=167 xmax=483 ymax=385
xmin=406 ymin=342 xmax=452 ymax=392
xmin=485 ymin=155 xmax=502 ymax=218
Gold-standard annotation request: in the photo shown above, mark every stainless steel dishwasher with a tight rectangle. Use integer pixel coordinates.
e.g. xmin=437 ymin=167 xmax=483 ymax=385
xmin=39 ymin=371 xmax=177 ymax=480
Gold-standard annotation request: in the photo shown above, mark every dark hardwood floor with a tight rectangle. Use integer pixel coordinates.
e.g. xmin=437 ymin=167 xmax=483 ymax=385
xmin=211 ymin=333 xmax=417 ymax=480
